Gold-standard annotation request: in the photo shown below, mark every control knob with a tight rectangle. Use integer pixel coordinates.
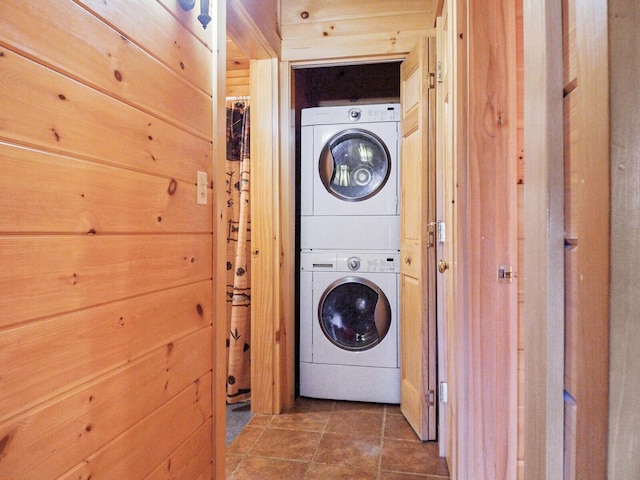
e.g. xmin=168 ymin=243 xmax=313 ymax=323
xmin=347 ymin=256 xmax=361 ymax=271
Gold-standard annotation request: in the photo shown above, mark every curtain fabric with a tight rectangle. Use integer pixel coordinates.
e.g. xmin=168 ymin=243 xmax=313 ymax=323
xmin=225 ymin=100 xmax=251 ymax=404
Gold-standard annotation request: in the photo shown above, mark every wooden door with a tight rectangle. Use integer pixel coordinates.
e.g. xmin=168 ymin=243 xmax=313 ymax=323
xmin=399 ymin=37 xmax=437 ymax=441
xmin=436 ymin=3 xmax=453 ymax=459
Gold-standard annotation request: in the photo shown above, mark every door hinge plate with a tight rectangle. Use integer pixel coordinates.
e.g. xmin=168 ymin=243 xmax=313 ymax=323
xmin=427 ymin=72 xmax=436 ymax=89
xmin=426 ymin=389 xmax=436 ymax=406
xmin=439 ymin=382 xmax=448 ymax=403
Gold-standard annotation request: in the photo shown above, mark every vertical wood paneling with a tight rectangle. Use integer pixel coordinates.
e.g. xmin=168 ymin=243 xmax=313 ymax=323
xmin=464 ymin=0 xmax=518 ymax=477
xmin=250 ymin=57 xmax=280 ymax=414
xmin=523 ymin=0 xmax=565 ymax=478
xmin=608 ymin=1 xmax=640 ymax=478
xmin=0 ymin=0 xmax=214 ymax=478
xmin=213 ymin=3 xmax=229 ymax=477
xmin=562 ymin=0 xmax=610 ymax=478
xmin=515 ymin=0 xmax=525 ymax=476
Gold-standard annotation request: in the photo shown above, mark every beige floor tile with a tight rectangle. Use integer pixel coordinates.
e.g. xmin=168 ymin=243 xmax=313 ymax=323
xmin=306 ymin=462 xmax=378 ymax=480
xmin=313 ymin=432 xmax=382 ymax=472
xmin=326 ymin=409 xmax=384 ymax=438
xmin=225 ymin=454 xmax=243 ymax=478
xmin=230 ymin=456 xmax=308 ymax=480
xmin=385 ymin=404 xmax=403 ymax=415
xmin=379 ymin=472 xmax=449 ymax=480
xmin=249 ymin=428 xmax=321 ymax=461
xmin=246 ymin=413 xmax=273 ymax=427
xmin=293 ymin=397 xmax=336 ymax=412
xmin=381 ymin=439 xmax=449 ymax=476
xmin=227 ymin=426 xmax=264 ymax=455
xmin=333 ymin=400 xmax=385 ymax=413
xmin=384 ymin=413 xmax=421 ymax=441
xmin=269 ymin=408 xmax=331 ymax=432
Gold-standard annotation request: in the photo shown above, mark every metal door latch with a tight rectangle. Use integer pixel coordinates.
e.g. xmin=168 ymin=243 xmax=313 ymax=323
xmin=497 ymin=265 xmax=514 ymax=283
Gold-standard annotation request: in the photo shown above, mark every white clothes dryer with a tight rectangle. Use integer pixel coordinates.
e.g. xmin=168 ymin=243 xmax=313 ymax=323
xmin=300 ymin=104 xmax=400 ymax=217
xmin=299 ymin=250 xmax=400 ymax=403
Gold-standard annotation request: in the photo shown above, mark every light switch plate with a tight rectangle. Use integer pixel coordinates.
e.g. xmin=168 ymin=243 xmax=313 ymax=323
xmin=197 ymin=171 xmax=207 ymax=205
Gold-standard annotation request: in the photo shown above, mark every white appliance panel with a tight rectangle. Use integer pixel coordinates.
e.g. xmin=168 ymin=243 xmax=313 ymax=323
xmin=299 ymin=362 xmax=400 ymax=404
xmin=300 ymin=215 xmax=400 ymax=251
xmin=300 ymin=104 xmax=400 ymax=218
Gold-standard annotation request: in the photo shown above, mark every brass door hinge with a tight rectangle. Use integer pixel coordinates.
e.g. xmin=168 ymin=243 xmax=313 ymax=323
xmin=427 ymin=72 xmax=436 ymax=89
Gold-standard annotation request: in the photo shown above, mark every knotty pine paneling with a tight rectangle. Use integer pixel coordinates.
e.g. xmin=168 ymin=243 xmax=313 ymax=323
xmin=0 ymin=330 xmax=211 ymax=479
xmin=227 ymin=0 xmax=280 ymax=58
xmin=0 ymin=234 xmax=212 ymax=327
xmin=0 ymin=0 xmax=212 ymax=139
xmin=281 ymin=0 xmax=431 ymax=24
xmin=59 ymin=373 xmax=212 ymax=480
xmin=0 ymin=0 xmax=214 ymax=478
xmin=146 ymin=419 xmax=213 ymax=480
xmin=0 ymin=49 xmax=212 ymax=183
xmin=0 ymin=144 xmax=212 ymax=234
xmin=76 ymin=0 xmax=212 ymax=95
xmin=464 ymin=0 xmax=518 ymax=477
xmin=280 ymin=0 xmax=436 ymax=61
xmin=0 ymin=282 xmax=211 ymax=421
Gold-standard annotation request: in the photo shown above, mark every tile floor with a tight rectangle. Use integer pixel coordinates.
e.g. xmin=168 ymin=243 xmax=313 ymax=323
xmin=226 ymin=397 xmax=450 ymax=480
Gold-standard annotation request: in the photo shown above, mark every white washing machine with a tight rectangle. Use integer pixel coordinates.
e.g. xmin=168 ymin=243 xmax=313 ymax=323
xmin=299 ymin=250 xmax=400 ymax=403
xmin=300 ymin=104 xmax=400 ymax=251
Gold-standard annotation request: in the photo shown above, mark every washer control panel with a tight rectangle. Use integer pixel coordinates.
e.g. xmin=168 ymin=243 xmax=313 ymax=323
xmin=341 ymin=252 xmax=400 ymax=273
xmin=300 ymin=251 xmax=400 ymax=273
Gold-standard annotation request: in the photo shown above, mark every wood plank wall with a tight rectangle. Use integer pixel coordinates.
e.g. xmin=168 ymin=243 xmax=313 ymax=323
xmin=562 ymin=0 xmax=610 ymax=477
xmin=461 ymin=0 xmax=519 ymax=478
xmin=515 ymin=0 xmax=525 ymax=478
xmin=227 ymin=37 xmax=250 ymax=98
xmin=280 ymin=0 xmax=436 ymax=61
xmin=0 ymin=1 xmax=215 ymax=478
xmin=608 ymin=0 xmax=640 ymax=478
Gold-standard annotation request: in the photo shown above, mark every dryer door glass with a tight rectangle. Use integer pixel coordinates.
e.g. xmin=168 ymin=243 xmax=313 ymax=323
xmin=319 ymin=129 xmax=391 ymax=202
xmin=318 ymin=277 xmax=392 ymax=351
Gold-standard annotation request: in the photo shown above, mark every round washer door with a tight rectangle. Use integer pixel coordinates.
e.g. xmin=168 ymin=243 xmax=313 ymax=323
xmin=318 ymin=129 xmax=391 ymax=202
xmin=318 ymin=276 xmax=392 ymax=351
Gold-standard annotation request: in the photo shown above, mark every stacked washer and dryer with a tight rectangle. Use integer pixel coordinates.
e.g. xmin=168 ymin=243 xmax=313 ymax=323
xmin=299 ymin=104 xmax=401 ymax=404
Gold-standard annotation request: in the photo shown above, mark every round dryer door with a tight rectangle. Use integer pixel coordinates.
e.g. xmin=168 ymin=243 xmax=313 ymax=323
xmin=318 ymin=276 xmax=392 ymax=351
xmin=318 ymin=128 xmax=391 ymax=202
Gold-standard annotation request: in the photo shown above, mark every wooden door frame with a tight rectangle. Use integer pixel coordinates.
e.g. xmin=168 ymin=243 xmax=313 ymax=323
xmin=212 ymin=4 xmax=228 ymax=479
xmin=522 ymin=0 xmax=565 ymax=475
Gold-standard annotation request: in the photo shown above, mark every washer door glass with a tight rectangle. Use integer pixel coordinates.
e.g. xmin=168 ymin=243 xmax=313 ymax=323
xmin=318 ymin=277 xmax=392 ymax=351
xmin=319 ymin=129 xmax=391 ymax=202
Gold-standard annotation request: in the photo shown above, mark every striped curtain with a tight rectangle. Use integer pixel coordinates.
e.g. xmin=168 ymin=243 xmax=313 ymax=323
xmin=225 ymin=100 xmax=251 ymax=404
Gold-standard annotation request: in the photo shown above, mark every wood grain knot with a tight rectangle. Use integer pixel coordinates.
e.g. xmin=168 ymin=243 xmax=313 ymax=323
xmin=114 ymin=69 xmax=123 ymax=82
xmin=0 ymin=432 xmax=14 ymax=457
xmin=300 ymin=11 xmax=309 ymax=19
xmin=167 ymin=178 xmax=178 ymax=195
